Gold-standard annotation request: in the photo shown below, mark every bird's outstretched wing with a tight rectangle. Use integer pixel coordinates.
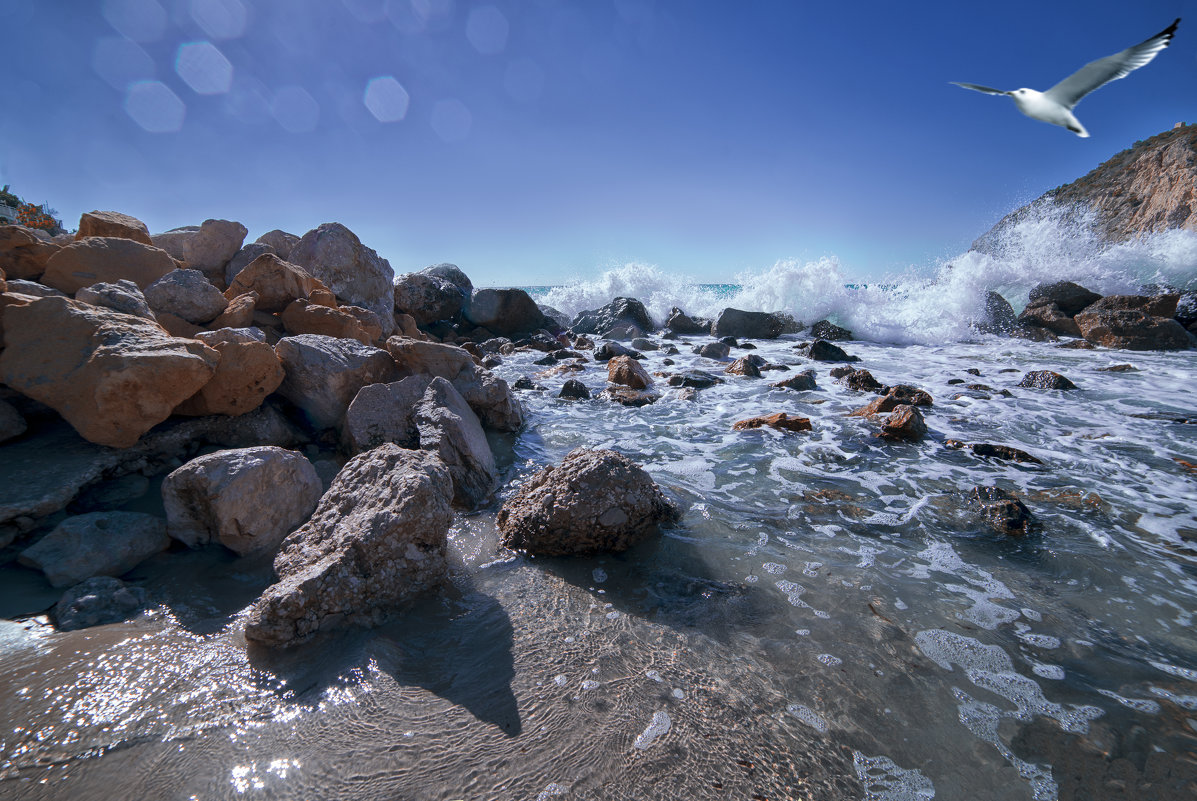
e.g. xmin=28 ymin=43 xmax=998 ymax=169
xmin=950 ymin=82 xmax=1010 ymax=96
xmin=1044 ymin=18 xmax=1179 ymax=109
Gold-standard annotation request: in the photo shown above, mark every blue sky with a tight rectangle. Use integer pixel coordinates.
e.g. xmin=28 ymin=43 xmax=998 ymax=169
xmin=1 ymin=0 xmax=1192 ymax=285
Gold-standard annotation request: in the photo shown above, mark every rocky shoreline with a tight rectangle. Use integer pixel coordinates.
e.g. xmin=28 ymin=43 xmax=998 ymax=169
xmin=1 ymin=210 xmax=1194 ymax=648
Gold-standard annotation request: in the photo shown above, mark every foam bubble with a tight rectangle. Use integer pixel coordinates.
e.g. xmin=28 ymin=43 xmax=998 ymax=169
xmin=787 ymin=703 xmax=829 ymax=733
xmin=852 ymin=752 xmax=936 ymax=800
xmin=632 ymin=710 xmax=671 ymax=750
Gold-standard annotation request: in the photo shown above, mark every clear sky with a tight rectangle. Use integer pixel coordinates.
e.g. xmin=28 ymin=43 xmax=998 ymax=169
xmin=1 ymin=0 xmax=1193 ymax=286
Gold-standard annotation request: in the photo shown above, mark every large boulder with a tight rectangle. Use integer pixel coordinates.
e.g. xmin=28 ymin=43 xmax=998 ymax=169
xmin=0 ymin=296 xmax=219 ymax=447
xmin=179 ymin=219 xmax=248 ymax=288
xmin=974 ymin=292 xmax=1018 ymax=334
xmin=280 ymin=298 xmax=372 ymax=344
xmin=76 ymin=211 xmax=153 ymax=245
xmin=420 ymin=263 xmax=473 ymax=296
xmin=412 ymin=377 xmax=497 ymax=508
xmin=385 ymin=336 xmax=523 ymax=431
xmin=571 ymin=297 xmax=655 ymax=339
xmin=608 ymin=354 xmax=652 ymax=389
xmin=463 ymin=288 xmax=545 ymax=336
xmin=342 ymin=375 xmax=430 ymax=452
xmin=54 ymin=576 xmax=148 ymax=630
xmin=0 ymin=398 xmax=26 ymax=443
xmin=712 ymin=308 xmax=784 ymax=339
xmin=665 ymin=307 xmax=710 ymax=335
xmin=1018 ymin=300 xmax=1082 ymax=337
xmin=0 ymin=225 xmax=60 ymax=280
xmin=497 ymin=448 xmax=678 ymax=555
xmin=210 ymin=291 xmax=257 ymax=329
xmin=809 ymin=320 xmax=853 ymax=341
xmin=1027 ymin=281 xmax=1101 ymax=315
xmin=41 ymin=237 xmax=176 ymax=294
xmin=1082 ymin=293 xmax=1180 ymax=319
xmin=162 ymin=446 xmax=322 ymax=556
xmin=274 ymin=334 xmax=399 ymax=429
xmin=1074 ymin=308 xmax=1191 ymax=350
xmin=223 ymin=242 xmax=275 ymax=286
xmin=143 ymin=268 xmax=229 ymax=324
xmin=392 ymin=272 xmax=465 ymax=325
xmin=223 ymin=253 xmax=328 ymax=313
xmin=175 ymin=328 xmax=285 ymax=417
xmin=254 ymin=229 xmax=299 ymax=260
xmin=18 ymin=511 xmax=170 ymax=587
xmin=74 ymin=279 xmax=155 ymax=320
xmin=288 ymin=222 xmax=395 ymax=336
xmin=243 ymin=445 xmax=454 ymax=647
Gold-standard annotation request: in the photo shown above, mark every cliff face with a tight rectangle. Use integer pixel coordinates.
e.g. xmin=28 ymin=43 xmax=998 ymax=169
xmin=972 ymin=124 xmax=1197 ymax=252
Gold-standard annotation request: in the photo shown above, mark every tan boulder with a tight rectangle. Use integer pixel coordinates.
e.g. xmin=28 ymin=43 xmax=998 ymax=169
xmin=76 ymin=211 xmax=153 ymax=245
xmin=175 ymin=328 xmax=285 ymax=417
xmin=224 ymin=253 xmax=327 ymax=313
xmin=339 ymin=305 xmax=384 ymax=342
xmin=0 ymin=296 xmax=219 ymax=447
xmin=733 ymin=413 xmax=812 ymax=433
xmin=208 ymin=291 xmax=257 ymax=329
xmin=280 ymin=298 xmax=372 ymax=344
xmin=607 ymin=354 xmax=652 ymax=389
xmin=42 ymin=237 xmax=176 ymax=295
xmin=154 ymin=311 xmax=204 ymax=338
xmin=308 ymin=286 xmax=337 ymax=307
xmin=0 ymin=225 xmax=61 ymax=280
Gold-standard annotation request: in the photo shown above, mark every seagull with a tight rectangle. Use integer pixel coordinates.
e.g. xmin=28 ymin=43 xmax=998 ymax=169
xmin=952 ymin=18 xmax=1180 ymax=137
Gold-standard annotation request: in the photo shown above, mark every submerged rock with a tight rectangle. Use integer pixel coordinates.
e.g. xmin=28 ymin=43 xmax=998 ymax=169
xmin=244 ymin=445 xmax=454 ymax=647
xmin=724 ymin=356 xmax=763 ymax=377
xmin=498 ymin=448 xmax=678 ymax=555
xmin=19 ymin=511 xmax=170 ymax=588
xmin=600 ymin=387 xmax=660 ymax=407
xmin=54 ymin=576 xmax=148 ymax=631
xmin=969 ymin=486 xmax=1034 ymax=536
xmin=879 ymin=404 xmax=927 ymax=442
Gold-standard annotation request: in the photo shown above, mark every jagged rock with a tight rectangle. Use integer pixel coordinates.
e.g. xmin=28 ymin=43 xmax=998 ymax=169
xmin=838 ymin=368 xmax=884 ymax=392
xmin=810 ymin=320 xmax=853 ymax=340
xmin=254 ymin=229 xmax=299 ymax=260
xmin=512 ymin=376 xmax=543 ymax=391
xmin=559 ymin=379 xmax=590 ymax=399
xmin=725 ymin=356 xmax=762 ymax=377
xmin=180 ymin=219 xmax=248 ymax=288
xmin=1175 ymin=292 xmax=1197 ymax=328
xmin=74 ymin=278 xmax=155 ymax=320
xmin=393 ymin=272 xmax=465 ymax=325
xmin=976 ymin=292 xmax=1019 ymax=334
xmin=608 ymin=354 xmax=652 ymax=389
xmin=969 ymin=486 xmax=1034 ymax=536
xmin=162 ymin=446 xmax=322 ymax=555
xmin=803 ymin=340 xmax=860 ymax=362
xmin=0 ymin=398 xmax=26 ymax=443
xmin=175 ymin=328 xmax=285 ymax=417
xmin=887 ymin=385 xmax=934 ymax=406
xmin=600 ymin=388 xmax=659 ymax=406
xmin=463 ymin=288 xmax=544 ymax=336
xmin=289 ymin=222 xmax=395 ymax=336
xmin=733 ymin=413 xmax=812 ymax=433
xmin=155 ymin=310 xmax=204 ymax=338
xmin=42 ymin=236 xmax=176 ymax=294
xmin=19 ymin=511 xmax=170 ymax=587
xmin=54 ymin=576 xmax=148 ymax=630
xmin=1017 ymin=370 xmax=1077 ymax=390
xmin=571 ymin=297 xmax=655 ymax=338
xmin=694 ymin=341 xmax=731 ymax=360
xmin=879 ymin=404 xmax=927 ymax=442
xmin=665 ymin=307 xmax=710 ymax=335
xmin=947 ymin=441 xmax=1043 ymax=464
xmin=280 ymin=298 xmax=372 ymax=344
xmin=1083 ymin=293 xmax=1180 ymax=318
xmin=772 ymin=312 xmax=804 ymax=334
xmin=244 ymin=446 xmax=454 ymax=647
xmin=666 ymin=370 xmax=723 ymax=389
xmin=1018 ymin=300 xmax=1083 ymax=337
xmin=76 ymin=210 xmax=153 ymax=245
xmin=274 ymin=334 xmax=399 ymax=429
xmin=594 ymin=340 xmax=642 ymax=361
xmin=413 ymin=377 xmax=497 ymax=508
xmin=0 ymin=296 xmax=219 ymax=447
xmin=223 ymin=242 xmax=275 ymax=286
xmin=210 ymin=291 xmax=257 ymax=329
xmin=0 ymin=225 xmax=61 ymax=280
xmin=771 ymin=369 xmax=817 ymax=391
xmin=1028 ymin=281 xmax=1102 ymax=315
xmin=712 ymin=308 xmax=783 ymax=339
xmin=1074 ymin=308 xmax=1191 ymax=350
xmin=498 ymin=448 xmax=677 ymax=555
xmin=224 ymin=253 xmax=329 ymax=313
xmin=143 ymin=268 xmax=229 ymax=325
xmin=385 ymin=336 xmax=523 ymax=431
xmin=1011 ymin=324 xmax=1060 ymax=342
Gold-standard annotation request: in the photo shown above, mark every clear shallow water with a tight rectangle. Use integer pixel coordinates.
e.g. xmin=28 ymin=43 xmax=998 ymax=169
xmin=2 ymin=209 xmax=1197 ymax=799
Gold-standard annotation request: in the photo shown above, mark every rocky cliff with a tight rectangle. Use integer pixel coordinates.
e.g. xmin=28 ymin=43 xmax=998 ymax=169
xmin=972 ymin=123 xmax=1197 ymax=252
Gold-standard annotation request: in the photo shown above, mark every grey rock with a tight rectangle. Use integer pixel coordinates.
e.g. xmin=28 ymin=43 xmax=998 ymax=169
xmin=803 ymin=340 xmax=860 ymax=362
xmin=570 ymin=297 xmax=655 ymax=338
xmin=559 ymin=379 xmax=591 ymax=399
xmin=393 ymin=272 xmax=464 ymax=325
xmin=54 ymin=576 xmax=148 ymax=630
xmin=254 ymin=229 xmax=299 ymax=260
xmin=809 ymin=320 xmax=853 ymax=341
xmin=1017 ymin=371 xmax=1078 ymax=390
xmin=414 ymin=377 xmax=496 ymax=508
xmin=694 ymin=342 xmax=731 ymax=360
xmin=342 ymin=375 xmax=432 ymax=453
xmin=274 ymin=334 xmax=399 ymax=430
xmin=419 ymin=263 xmax=473 ymax=296
xmin=75 ymin=279 xmax=155 ymax=320
xmin=182 ymin=219 xmax=248 ymax=287
xmin=0 ymin=398 xmax=26 ymax=444
xmin=289 ymin=222 xmax=395 ymax=337
xmin=1027 ymin=281 xmax=1101 ymax=315
xmin=144 ymin=268 xmax=229 ymax=324
xmin=19 ymin=511 xmax=170 ymax=587
xmin=463 ymin=288 xmax=545 ymax=337
xmin=975 ymin=292 xmax=1018 ymax=334
xmin=4 ymin=278 xmax=66 ymax=298
xmin=712 ymin=308 xmax=783 ymax=339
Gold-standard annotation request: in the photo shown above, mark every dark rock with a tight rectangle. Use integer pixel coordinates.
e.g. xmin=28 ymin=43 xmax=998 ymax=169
xmin=1175 ymin=292 xmax=1197 ymax=328
xmin=739 ymin=341 xmax=757 ymax=350
xmin=599 ymin=388 xmax=659 ymax=407
xmin=570 ymin=297 xmax=654 ymax=338
xmin=838 ymin=368 xmax=884 ymax=393
xmin=1011 ymin=324 xmax=1060 ymax=342
xmin=559 ymin=379 xmax=590 ymax=400
xmin=828 ymin=366 xmax=854 ymax=379
xmin=464 ymin=288 xmax=545 ymax=337
xmin=512 ymin=376 xmax=542 ymax=391
xmin=630 ymin=337 xmax=658 ymax=351
xmin=665 ymin=307 xmax=711 ymax=335
xmin=1074 ymin=309 xmax=1191 ymax=351
xmin=1056 ymin=339 xmax=1096 ymax=349
xmin=969 ymin=443 xmax=1043 ymax=464
xmin=420 ymin=263 xmax=473 ymax=297
xmin=392 ymin=272 xmax=464 ymax=325
xmin=804 ymin=340 xmax=859 ymax=362
xmin=1097 ymin=363 xmax=1137 ymax=372
xmin=694 ymin=342 xmax=731 ymax=360
xmin=879 ymin=405 xmax=926 ymax=442
xmin=594 ymin=340 xmax=642 ymax=361
xmin=724 ymin=357 xmax=762 ymax=377
xmin=975 ymin=292 xmax=1018 ymax=334
xmin=810 ymin=320 xmax=853 ymax=341
xmin=718 ymin=336 xmax=739 ymax=347
xmin=1084 ymin=294 xmax=1180 ymax=318
xmin=771 ymin=312 xmax=804 ymax=334
xmin=54 ymin=576 xmax=148 ymax=631
xmin=732 ymin=413 xmax=812 ymax=433
xmin=1027 ymin=281 xmax=1101 ymax=315
xmin=969 ymin=486 xmax=1034 ymax=536
xmin=712 ymin=308 xmax=783 ymax=339
xmin=1017 ymin=371 xmax=1077 ymax=390
xmin=771 ymin=370 xmax=817 ymax=391
xmin=666 ymin=370 xmax=723 ymax=389
xmin=947 ymin=378 xmax=965 ymax=385
xmin=19 ymin=511 xmax=170 ymax=588
xmin=886 ymin=384 xmax=934 ymax=407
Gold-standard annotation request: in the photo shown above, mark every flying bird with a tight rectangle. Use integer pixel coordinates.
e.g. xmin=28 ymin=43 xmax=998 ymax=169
xmin=952 ymin=18 xmax=1180 ymax=137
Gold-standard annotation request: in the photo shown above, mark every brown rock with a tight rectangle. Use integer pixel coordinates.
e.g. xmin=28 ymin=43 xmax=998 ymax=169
xmin=724 ymin=356 xmax=762 ymax=377
xmin=76 ymin=211 xmax=153 ymax=245
xmin=733 ymin=413 xmax=812 ymax=433
xmin=308 ymin=287 xmax=337 ymax=307
xmin=224 ymin=253 xmax=328 ymax=313
xmin=838 ymin=368 xmax=884 ymax=393
xmin=771 ymin=370 xmax=817 ymax=391
xmin=608 ymin=354 xmax=653 ymax=389
xmin=1074 ymin=309 xmax=1191 ymax=351
xmin=209 ymin=291 xmax=257 ymax=329
xmin=849 ymin=394 xmax=902 ymax=417
xmin=887 ymin=384 xmax=934 ymax=406
xmin=254 ymin=229 xmax=299 ymax=259
xmin=393 ymin=312 xmax=427 ymax=340
xmin=879 ymin=404 xmax=926 ymax=442
xmin=175 ymin=328 xmax=285 ymax=417
xmin=339 ymin=305 xmax=384 ymax=343
xmin=42 ymin=237 xmax=176 ymax=295
xmin=969 ymin=486 xmax=1034 ymax=536
xmin=1018 ymin=300 xmax=1082 ymax=337
xmin=0 ymin=296 xmax=218 ymax=447
xmin=280 ymin=298 xmax=372 ymax=344
xmin=289 ymin=222 xmax=395 ymax=337
xmin=0 ymin=225 xmax=60 ymax=280
xmin=1084 ymin=293 xmax=1180 ymax=318
xmin=154 ymin=310 xmax=204 ymax=338
xmin=600 ymin=388 xmax=660 ymax=407
xmin=497 ymin=448 xmax=678 ymax=555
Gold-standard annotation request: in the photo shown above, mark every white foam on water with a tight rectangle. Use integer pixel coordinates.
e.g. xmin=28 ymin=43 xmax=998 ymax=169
xmin=1149 ymin=660 xmax=1197 ymax=682
xmin=851 ymin=752 xmax=936 ymax=800
xmin=787 ymin=703 xmax=829 ymax=733
xmin=1096 ymin=689 xmax=1161 ymax=714
xmin=536 ymin=782 xmax=570 ymax=800
xmin=1149 ymin=687 xmax=1197 ymax=710
xmin=632 ymin=710 xmax=672 ymax=750
xmin=954 ymin=692 xmax=1058 ymax=801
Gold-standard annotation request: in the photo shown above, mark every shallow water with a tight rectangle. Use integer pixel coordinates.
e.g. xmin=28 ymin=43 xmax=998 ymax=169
xmin=2 ymin=328 xmax=1196 ymax=800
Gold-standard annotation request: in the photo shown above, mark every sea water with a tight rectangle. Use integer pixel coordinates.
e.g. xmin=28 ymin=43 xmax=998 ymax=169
xmin=1 ymin=205 xmax=1196 ymax=800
